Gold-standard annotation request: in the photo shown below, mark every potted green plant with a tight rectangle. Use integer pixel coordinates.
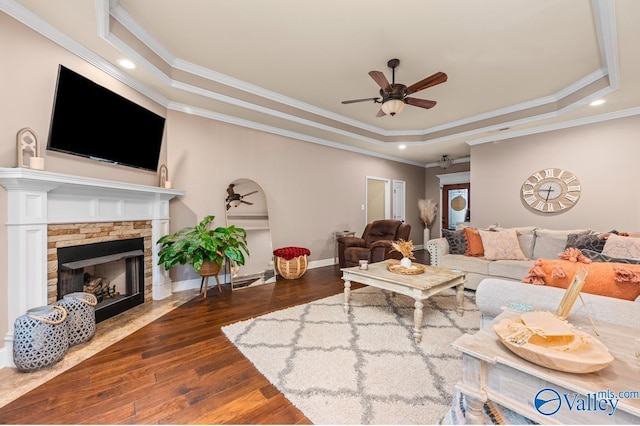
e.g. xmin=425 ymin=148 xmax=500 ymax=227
xmin=156 ymin=215 xmax=249 ymax=276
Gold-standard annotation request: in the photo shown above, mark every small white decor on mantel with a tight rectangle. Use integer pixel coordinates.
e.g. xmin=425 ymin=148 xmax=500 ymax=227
xmin=16 ymin=127 xmax=44 ymax=170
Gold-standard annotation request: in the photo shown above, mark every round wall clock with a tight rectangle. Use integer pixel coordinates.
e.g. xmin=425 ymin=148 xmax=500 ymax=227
xmin=520 ymin=168 xmax=581 ymax=213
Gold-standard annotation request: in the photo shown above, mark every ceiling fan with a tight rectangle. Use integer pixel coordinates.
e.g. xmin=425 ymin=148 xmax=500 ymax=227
xmin=226 ymin=184 xmax=258 ymax=210
xmin=341 ymin=58 xmax=447 ymax=117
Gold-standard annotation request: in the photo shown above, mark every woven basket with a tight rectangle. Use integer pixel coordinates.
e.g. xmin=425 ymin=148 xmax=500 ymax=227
xmin=276 ymin=255 xmax=309 ymax=279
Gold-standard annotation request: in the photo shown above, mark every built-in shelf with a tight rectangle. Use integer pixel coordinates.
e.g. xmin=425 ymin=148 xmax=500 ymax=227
xmin=227 ymin=212 xmax=269 ymax=232
xmin=226 ymin=213 xmax=269 ymax=220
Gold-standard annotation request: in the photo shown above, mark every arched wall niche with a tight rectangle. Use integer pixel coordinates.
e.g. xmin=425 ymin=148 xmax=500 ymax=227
xmin=225 ymin=178 xmax=276 ymax=289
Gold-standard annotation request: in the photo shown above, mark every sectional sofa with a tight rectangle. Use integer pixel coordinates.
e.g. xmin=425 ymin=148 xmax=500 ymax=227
xmin=427 ymin=227 xmax=594 ymax=289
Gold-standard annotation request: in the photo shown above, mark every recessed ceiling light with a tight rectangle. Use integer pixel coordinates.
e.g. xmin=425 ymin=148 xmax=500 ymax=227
xmin=117 ymin=59 xmax=136 ymax=69
xmin=398 ymin=144 xmax=407 ymax=150
xmin=590 ymin=99 xmax=605 ymax=106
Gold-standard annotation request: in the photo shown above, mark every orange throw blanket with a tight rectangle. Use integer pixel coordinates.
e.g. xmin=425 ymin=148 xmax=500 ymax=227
xmin=523 ymin=258 xmax=640 ymax=301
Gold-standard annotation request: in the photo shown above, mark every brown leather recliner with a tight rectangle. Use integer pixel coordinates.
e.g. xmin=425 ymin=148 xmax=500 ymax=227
xmin=337 ymin=220 xmax=411 ymax=268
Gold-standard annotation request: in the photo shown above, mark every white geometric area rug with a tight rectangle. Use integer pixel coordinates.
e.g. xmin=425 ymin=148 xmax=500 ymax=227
xmin=222 ymin=286 xmax=480 ymax=425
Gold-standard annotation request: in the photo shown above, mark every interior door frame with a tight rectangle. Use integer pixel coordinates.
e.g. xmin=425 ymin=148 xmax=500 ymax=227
xmin=392 ymin=179 xmax=406 ymax=222
xmin=365 ymin=176 xmax=391 ymax=224
xmin=436 ymin=171 xmax=470 ymax=237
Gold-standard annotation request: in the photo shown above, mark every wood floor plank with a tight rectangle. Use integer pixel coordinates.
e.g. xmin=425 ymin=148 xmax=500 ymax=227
xmin=0 ymin=254 xmax=428 ymax=424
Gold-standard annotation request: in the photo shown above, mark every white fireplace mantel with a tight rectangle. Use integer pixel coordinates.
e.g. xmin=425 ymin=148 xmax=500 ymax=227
xmin=0 ymin=167 xmax=184 ymax=368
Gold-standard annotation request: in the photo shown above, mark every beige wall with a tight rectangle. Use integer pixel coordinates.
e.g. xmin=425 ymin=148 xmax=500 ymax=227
xmin=470 ymin=115 xmax=640 ymax=231
xmin=164 ymin=110 xmax=426 ymax=280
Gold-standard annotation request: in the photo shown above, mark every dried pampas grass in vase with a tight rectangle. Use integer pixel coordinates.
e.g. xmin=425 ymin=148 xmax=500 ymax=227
xmin=418 ymin=198 xmax=438 ymax=243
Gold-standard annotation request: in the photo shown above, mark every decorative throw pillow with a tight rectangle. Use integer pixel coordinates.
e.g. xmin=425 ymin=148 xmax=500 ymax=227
xmin=443 ymin=229 xmax=466 ymax=255
xmin=522 ymin=259 xmax=640 ymax=301
xmin=495 ymin=226 xmax=537 ymax=259
xmin=581 ymin=249 xmax=640 ymax=265
xmin=463 ymin=227 xmax=484 ymax=257
xmin=532 ymin=228 xmax=590 ymax=259
xmin=478 ymin=229 xmax=527 ymax=261
xmin=565 ymin=234 xmax=607 ymax=253
xmin=601 ymin=234 xmax=640 ymax=260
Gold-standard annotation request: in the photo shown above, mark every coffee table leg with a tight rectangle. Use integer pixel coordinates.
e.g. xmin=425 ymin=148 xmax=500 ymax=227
xmin=456 ymin=283 xmax=464 ymax=316
xmin=343 ymin=279 xmax=351 ymax=313
xmin=465 ymin=395 xmax=486 ymax=424
xmin=413 ymin=300 xmax=424 ymax=343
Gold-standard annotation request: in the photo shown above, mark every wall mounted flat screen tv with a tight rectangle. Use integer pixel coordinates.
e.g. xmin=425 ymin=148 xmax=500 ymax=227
xmin=46 ymin=65 xmax=165 ymax=172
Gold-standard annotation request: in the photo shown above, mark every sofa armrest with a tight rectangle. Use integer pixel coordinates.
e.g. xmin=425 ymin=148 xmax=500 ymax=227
xmin=370 ymin=239 xmax=394 ymax=263
xmin=426 ymin=237 xmax=449 ymax=266
xmin=337 ymin=236 xmax=365 ymax=248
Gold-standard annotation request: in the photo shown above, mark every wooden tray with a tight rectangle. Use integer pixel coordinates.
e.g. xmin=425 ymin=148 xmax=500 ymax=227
xmin=493 ymin=312 xmax=613 ymax=374
xmin=386 ymin=260 xmax=426 ymax=275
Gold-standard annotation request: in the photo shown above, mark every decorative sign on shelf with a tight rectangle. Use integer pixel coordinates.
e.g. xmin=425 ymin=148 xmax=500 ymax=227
xmin=158 ymin=164 xmax=171 ymax=188
xmin=16 ymin=127 xmax=44 ymax=170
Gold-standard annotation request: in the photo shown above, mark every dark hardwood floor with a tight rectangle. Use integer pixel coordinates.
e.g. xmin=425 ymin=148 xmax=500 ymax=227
xmin=0 ymin=252 xmax=429 ymax=425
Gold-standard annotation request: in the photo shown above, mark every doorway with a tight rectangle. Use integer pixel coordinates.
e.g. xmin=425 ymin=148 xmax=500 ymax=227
xmin=366 ymin=176 xmax=391 ymax=223
xmin=442 ymin=183 xmax=470 ymax=231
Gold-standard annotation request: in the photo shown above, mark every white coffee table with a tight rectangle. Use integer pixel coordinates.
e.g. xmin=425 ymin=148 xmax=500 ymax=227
xmin=341 ymin=261 xmax=466 ymax=343
xmin=452 ymin=310 xmax=640 ymax=424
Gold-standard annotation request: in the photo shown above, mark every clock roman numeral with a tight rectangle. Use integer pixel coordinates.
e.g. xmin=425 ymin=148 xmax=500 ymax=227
xmin=567 ymin=185 xmax=581 ymax=192
xmin=558 ymin=201 xmax=568 ymax=210
xmin=547 ymin=203 xmax=555 ymax=212
xmin=544 ymin=169 xmax=555 ymax=178
xmin=524 ymin=195 xmax=537 ymax=205
xmin=565 ymin=193 xmax=578 ymax=203
xmin=522 ymin=189 xmax=534 ymax=196
xmin=535 ymin=201 xmax=545 ymax=211
xmin=564 ymin=175 xmax=578 ymax=184
xmin=533 ymin=172 xmax=544 ymax=182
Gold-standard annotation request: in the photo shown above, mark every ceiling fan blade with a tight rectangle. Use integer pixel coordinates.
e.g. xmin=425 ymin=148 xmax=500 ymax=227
xmin=341 ymin=97 xmax=380 ymax=105
xmin=241 ymin=190 xmax=259 ymax=198
xmin=226 ymin=203 xmax=231 ymax=210
xmin=226 ymin=184 xmax=236 ymax=197
xmin=241 ymin=200 xmax=254 ymax=205
xmin=376 ymin=109 xmax=386 ymax=117
xmin=406 ymin=72 xmax=448 ymax=94
xmin=368 ymin=71 xmax=391 ymax=91
xmin=405 ymin=97 xmax=437 ymax=109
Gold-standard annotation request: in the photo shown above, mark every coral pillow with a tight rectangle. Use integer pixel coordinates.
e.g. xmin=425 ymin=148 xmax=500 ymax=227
xmin=522 ymin=259 xmax=640 ymax=301
xmin=601 ymin=234 xmax=640 ymax=260
xmin=463 ymin=227 xmax=484 ymax=257
xmin=479 ymin=229 xmax=527 ymax=261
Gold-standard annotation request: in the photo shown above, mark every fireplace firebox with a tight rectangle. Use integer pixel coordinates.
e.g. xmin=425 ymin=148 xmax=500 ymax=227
xmin=56 ymin=239 xmax=145 ymax=323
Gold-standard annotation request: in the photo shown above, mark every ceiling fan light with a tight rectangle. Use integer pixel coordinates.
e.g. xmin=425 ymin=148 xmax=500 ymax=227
xmin=230 ymin=199 xmax=242 ymax=207
xmin=381 ymin=99 xmax=405 ymax=116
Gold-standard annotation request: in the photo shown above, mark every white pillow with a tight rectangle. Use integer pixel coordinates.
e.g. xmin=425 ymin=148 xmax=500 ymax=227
xmin=601 ymin=234 xmax=640 ymax=260
xmin=479 ymin=229 xmax=527 ymax=261
xmin=532 ymin=228 xmax=590 ymax=259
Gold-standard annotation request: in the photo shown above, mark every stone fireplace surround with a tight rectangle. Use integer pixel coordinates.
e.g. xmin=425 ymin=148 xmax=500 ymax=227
xmin=0 ymin=168 xmax=183 ymax=368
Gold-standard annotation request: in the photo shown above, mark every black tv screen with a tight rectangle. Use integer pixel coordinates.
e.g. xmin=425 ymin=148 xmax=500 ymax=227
xmin=46 ymin=65 xmax=165 ymax=172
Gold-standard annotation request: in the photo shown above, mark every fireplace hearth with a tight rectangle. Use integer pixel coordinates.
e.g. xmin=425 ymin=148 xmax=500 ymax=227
xmin=57 ymin=239 xmax=145 ymax=323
